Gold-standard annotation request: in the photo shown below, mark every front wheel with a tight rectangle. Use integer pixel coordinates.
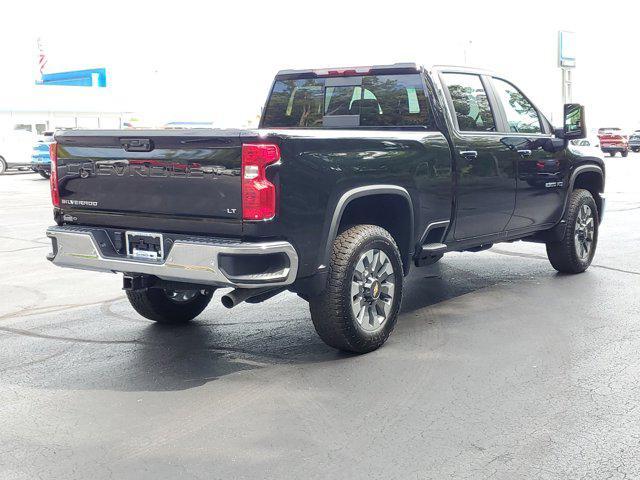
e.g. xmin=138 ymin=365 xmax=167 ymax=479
xmin=0 ymin=157 xmax=7 ymax=175
xmin=546 ymin=189 xmax=598 ymax=274
xmin=126 ymin=287 xmax=213 ymax=323
xmin=38 ymin=170 xmax=50 ymax=179
xmin=309 ymin=225 xmax=403 ymax=354
xmin=632 ymin=148 xmax=640 ymax=153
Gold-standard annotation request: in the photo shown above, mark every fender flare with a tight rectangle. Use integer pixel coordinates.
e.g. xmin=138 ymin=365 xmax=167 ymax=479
xmin=319 ymin=185 xmax=414 ymax=270
xmin=561 ymin=164 xmax=604 ymax=220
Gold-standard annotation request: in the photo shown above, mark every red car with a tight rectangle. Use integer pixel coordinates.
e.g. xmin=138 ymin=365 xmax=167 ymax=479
xmin=598 ymin=127 xmax=629 ymax=157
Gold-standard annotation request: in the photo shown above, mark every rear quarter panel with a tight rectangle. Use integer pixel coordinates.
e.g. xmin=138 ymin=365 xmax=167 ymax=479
xmin=243 ymin=129 xmax=453 ymax=278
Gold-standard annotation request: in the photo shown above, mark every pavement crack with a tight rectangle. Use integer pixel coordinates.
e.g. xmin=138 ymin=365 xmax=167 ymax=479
xmin=490 ymin=248 xmax=640 ymax=275
xmin=0 ymin=324 xmax=149 ymax=345
xmin=0 ymin=296 xmax=125 ymax=322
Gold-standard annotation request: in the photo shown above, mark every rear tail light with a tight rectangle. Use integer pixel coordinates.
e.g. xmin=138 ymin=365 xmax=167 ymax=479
xmin=49 ymin=142 xmax=60 ymax=207
xmin=241 ymin=143 xmax=280 ymax=220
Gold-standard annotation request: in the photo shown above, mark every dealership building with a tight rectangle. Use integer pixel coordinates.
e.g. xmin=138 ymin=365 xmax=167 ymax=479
xmin=0 ymin=68 xmax=132 ymax=137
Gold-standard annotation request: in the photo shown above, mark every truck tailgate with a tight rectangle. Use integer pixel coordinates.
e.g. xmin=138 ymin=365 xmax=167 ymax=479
xmin=55 ymin=130 xmax=243 ymax=222
xmin=598 ymin=133 xmax=625 ymax=146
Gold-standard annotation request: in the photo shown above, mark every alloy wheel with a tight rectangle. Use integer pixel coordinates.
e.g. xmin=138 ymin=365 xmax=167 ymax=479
xmin=350 ymin=248 xmax=396 ymax=332
xmin=574 ymin=204 xmax=595 ymax=260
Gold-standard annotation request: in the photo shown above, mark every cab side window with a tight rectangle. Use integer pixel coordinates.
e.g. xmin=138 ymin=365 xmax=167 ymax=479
xmin=492 ymin=78 xmax=542 ymax=134
xmin=442 ymin=73 xmax=496 ymax=132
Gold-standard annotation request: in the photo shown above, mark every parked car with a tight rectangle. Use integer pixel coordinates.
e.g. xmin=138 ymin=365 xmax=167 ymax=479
xmin=30 ymin=132 xmax=55 ymax=179
xmin=570 ymin=136 xmax=601 ymax=157
xmin=571 ymin=137 xmax=599 ymax=147
xmin=629 ymin=130 xmax=640 ymax=152
xmin=597 ymin=127 xmax=629 ymax=157
xmin=0 ymin=130 xmax=34 ymax=174
xmin=45 ymin=63 xmax=604 ymax=354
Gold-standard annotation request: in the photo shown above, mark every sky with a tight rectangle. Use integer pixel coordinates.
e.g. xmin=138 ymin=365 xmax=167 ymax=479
xmin=1 ymin=0 xmax=639 ymax=130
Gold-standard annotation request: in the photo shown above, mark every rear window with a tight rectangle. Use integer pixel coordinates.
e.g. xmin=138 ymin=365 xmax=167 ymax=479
xmin=261 ymin=74 xmax=434 ymax=129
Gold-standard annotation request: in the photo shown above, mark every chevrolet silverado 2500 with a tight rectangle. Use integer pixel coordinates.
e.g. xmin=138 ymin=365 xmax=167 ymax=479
xmin=46 ymin=64 xmax=604 ymax=353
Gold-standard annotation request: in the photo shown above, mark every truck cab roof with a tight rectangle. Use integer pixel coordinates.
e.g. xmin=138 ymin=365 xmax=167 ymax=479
xmin=275 ymin=63 xmax=498 ymax=79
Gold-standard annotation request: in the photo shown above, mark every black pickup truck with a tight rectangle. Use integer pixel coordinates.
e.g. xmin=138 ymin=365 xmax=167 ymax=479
xmin=46 ymin=63 xmax=605 ymax=353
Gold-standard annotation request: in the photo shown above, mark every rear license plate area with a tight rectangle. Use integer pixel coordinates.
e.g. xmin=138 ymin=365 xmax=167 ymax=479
xmin=125 ymin=231 xmax=164 ymax=260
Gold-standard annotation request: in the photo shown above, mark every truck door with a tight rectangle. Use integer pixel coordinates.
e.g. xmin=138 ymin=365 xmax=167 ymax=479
xmin=440 ymin=72 xmax=516 ymax=240
xmin=489 ymin=77 xmax=567 ymax=230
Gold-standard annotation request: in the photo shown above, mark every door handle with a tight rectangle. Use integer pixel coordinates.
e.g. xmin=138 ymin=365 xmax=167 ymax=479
xmin=460 ymin=150 xmax=478 ymax=159
xmin=517 ymin=149 xmax=532 ymax=157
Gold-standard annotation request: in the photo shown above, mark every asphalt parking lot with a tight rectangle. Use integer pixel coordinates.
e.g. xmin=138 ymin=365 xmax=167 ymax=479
xmin=1 ymin=154 xmax=639 ymax=480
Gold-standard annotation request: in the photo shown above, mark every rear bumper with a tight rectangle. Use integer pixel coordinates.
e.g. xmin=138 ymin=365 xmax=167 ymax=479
xmin=601 ymin=146 xmax=627 ymax=152
xmin=30 ymin=162 xmax=51 ymax=172
xmin=46 ymin=226 xmax=298 ymax=288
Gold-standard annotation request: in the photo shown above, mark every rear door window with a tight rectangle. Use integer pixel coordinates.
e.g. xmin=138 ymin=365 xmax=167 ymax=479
xmin=261 ymin=74 xmax=434 ymax=128
xmin=441 ymin=73 xmax=496 ymax=132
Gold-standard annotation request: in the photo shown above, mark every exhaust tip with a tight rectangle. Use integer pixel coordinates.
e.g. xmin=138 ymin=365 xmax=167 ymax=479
xmin=221 ymin=294 xmax=235 ymax=309
xmin=221 ymin=286 xmax=279 ymax=309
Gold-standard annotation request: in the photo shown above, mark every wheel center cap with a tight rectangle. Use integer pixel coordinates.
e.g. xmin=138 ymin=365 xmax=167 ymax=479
xmin=368 ymin=279 xmax=381 ymax=301
xmin=576 ymin=224 xmax=587 ymax=241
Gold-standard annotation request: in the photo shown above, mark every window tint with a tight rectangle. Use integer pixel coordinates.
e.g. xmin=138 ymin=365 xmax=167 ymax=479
xmin=262 ymin=79 xmax=324 ymax=127
xmin=324 ymin=86 xmax=359 ymax=116
xmin=359 ymin=75 xmax=430 ymax=127
xmin=442 ymin=73 xmax=495 ymax=132
xmin=261 ymin=74 xmax=433 ymax=128
xmin=492 ymin=78 xmax=542 ymax=134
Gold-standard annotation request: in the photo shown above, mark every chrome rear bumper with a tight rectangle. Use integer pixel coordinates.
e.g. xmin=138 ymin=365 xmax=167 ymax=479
xmin=46 ymin=226 xmax=298 ymax=288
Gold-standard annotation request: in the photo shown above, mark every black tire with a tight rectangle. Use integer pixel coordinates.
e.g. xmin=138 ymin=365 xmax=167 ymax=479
xmin=0 ymin=157 xmax=7 ymax=175
xmin=621 ymin=150 xmax=629 ymax=157
xmin=309 ymin=225 xmax=403 ymax=354
xmin=609 ymin=152 xmax=616 ymax=157
xmin=126 ymin=287 xmax=213 ymax=324
xmin=632 ymin=148 xmax=640 ymax=153
xmin=546 ymin=189 xmax=598 ymax=274
xmin=38 ymin=171 xmax=50 ymax=179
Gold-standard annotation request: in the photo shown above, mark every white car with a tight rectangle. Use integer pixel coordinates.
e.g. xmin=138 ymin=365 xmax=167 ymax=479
xmin=0 ymin=130 xmax=35 ymax=174
xmin=569 ymin=136 xmax=602 ymax=157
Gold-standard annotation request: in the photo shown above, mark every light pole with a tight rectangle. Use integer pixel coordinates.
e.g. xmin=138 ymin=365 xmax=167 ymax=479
xmin=558 ymin=31 xmax=576 ymax=105
xmin=463 ymin=40 xmax=473 ymax=66
xmin=562 ymin=68 xmax=572 ymax=104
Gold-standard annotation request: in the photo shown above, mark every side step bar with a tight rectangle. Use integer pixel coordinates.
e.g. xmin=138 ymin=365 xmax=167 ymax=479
xmin=420 ymin=243 xmax=447 ymax=255
xmin=415 ymin=242 xmax=447 ymax=267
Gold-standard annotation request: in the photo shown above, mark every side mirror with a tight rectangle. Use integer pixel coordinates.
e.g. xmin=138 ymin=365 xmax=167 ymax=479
xmin=562 ymin=103 xmax=586 ymax=140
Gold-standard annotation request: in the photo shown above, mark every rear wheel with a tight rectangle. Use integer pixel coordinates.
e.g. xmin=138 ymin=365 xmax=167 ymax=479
xmin=0 ymin=157 xmax=7 ymax=175
xmin=546 ymin=189 xmax=598 ymax=274
xmin=126 ymin=287 xmax=213 ymax=323
xmin=609 ymin=152 xmax=616 ymax=157
xmin=309 ymin=225 xmax=403 ymax=354
xmin=622 ymin=149 xmax=629 ymax=157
